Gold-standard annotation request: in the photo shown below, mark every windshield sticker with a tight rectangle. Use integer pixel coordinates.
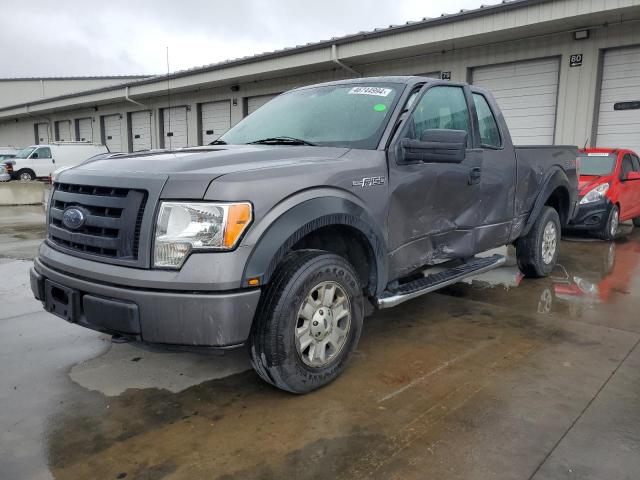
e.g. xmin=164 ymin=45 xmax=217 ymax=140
xmin=587 ymin=153 xmax=611 ymax=156
xmin=348 ymin=86 xmax=392 ymax=97
xmin=373 ymin=104 xmax=387 ymax=112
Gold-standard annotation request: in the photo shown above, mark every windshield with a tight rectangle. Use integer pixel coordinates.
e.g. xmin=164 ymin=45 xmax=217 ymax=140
xmin=579 ymin=153 xmax=616 ymax=176
xmin=219 ymin=83 xmax=402 ymax=149
xmin=16 ymin=147 xmax=36 ymax=159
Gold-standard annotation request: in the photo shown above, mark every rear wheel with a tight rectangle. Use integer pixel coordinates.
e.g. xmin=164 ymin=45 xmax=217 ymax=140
xmin=16 ymin=169 xmax=35 ymax=181
xmin=633 ymin=217 xmax=640 ymax=227
xmin=515 ymin=206 xmax=560 ymax=278
xmin=248 ymin=250 xmax=363 ymax=394
xmin=594 ymin=205 xmax=619 ymax=241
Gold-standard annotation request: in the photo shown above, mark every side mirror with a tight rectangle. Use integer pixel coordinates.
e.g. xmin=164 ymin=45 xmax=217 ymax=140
xmin=400 ymin=129 xmax=467 ymax=164
xmin=626 ymin=171 xmax=640 ymax=181
xmin=31 ymin=153 xmax=39 ymax=159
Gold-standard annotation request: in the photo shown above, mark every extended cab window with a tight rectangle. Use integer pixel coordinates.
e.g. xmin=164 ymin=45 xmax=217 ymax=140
xmin=405 ymin=86 xmax=471 ymax=141
xmin=473 ymin=94 xmax=501 ymax=148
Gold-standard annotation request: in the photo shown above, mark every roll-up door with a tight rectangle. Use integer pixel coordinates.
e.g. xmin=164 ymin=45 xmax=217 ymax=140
xmin=162 ymin=106 xmax=188 ymax=149
xmin=36 ymin=123 xmax=50 ymax=144
xmin=102 ymin=114 xmax=122 ymax=152
xmin=76 ymin=118 xmax=93 ymax=142
xmin=55 ymin=120 xmax=72 ymax=142
xmin=201 ymin=100 xmax=231 ymax=144
xmin=247 ymin=94 xmax=279 ymax=115
xmin=472 ymin=58 xmax=560 ymax=145
xmin=130 ymin=111 xmax=153 ymax=151
xmin=596 ymin=46 xmax=640 ymax=152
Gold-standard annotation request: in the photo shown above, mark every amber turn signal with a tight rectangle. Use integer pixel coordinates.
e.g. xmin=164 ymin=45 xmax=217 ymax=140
xmin=223 ymin=203 xmax=252 ymax=248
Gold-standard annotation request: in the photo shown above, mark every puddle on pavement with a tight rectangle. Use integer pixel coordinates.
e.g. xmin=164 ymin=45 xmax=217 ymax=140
xmin=69 ymin=343 xmax=251 ymax=396
xmin=441 ymin=231 xmax=640 ymax=333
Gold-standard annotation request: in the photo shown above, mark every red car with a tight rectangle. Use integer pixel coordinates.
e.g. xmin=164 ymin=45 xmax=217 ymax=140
xmin=567 ymin=148 xmax=640 ymax=239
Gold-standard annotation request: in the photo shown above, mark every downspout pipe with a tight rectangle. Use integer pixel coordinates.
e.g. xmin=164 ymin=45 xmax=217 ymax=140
xmin=125 ymin=86 xmax=148 ymax=108
xmin=331 ymin=44 xmax=361 ymax=77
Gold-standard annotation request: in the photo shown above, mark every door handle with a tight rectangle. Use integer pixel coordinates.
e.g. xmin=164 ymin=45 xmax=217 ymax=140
xmin=468 ymin=167 xmax=481 ymax=185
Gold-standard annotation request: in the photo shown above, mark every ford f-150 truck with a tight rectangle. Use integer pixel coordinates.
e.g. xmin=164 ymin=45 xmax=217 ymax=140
xmin=30 ymin=77 xmax=578 ymax=393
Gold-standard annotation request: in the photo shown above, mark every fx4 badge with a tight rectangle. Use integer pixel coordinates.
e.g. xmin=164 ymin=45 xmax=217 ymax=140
xmin=352 ymin=176 xmax=386 ymax=187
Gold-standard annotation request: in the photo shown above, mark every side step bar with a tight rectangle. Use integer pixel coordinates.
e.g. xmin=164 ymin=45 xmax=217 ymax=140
xmin=377 ymin=254 xmax=505 ymax=309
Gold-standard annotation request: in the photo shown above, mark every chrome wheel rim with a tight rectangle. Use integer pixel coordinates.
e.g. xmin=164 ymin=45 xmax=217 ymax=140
xmin=295 ymin=281 xmax=351 ymax=368
xmin=19 ymin=172 xmax=31 ymax=181
xmin=542 ymin=221 xmax=557 ymax=265
xmin=610 ymin=209 xmax=619 ymax=238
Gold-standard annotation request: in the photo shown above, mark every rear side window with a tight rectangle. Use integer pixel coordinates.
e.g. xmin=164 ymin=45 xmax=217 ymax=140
xmin=473 ymin=94 xmax=501 ymax=148
xmin=631 ymin=154 xmax=640 ymax=172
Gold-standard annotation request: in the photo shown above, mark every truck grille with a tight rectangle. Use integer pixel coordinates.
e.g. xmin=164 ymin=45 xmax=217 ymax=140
xmin=48 ymin=182 xmax=148 ymax=260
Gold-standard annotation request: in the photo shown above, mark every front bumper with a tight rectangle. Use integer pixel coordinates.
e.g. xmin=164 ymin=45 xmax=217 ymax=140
xmin=566 ymin=198 xmax=612 ymax=231
xmin=31 ymin=258 xmax=261 ymax=348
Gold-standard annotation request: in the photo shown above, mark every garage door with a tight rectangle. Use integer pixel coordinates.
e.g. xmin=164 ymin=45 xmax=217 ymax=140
xmin=162 ymin=106 xmax=188 ymax=149
xmin=55 ymin=120 xmax=72 ymax=142
xmin=596 ymin=46 xmax=640 ymax=152
xmin=201 ymin=101 xmax=231 ymax=144
xmin=472 ymin=58 xmax=560 ymax=145
xmin=102 ymin=114 xmax=122 ymax=152
xmin=247 ymin=94 xmax=279 ymax=115
xmin=76 ymin=118 xmax=93 ymax=142
xmin=36 ymin=123 xmax=50 ymax=144
xmin=130 ymin=111 xmax=153 ymax=151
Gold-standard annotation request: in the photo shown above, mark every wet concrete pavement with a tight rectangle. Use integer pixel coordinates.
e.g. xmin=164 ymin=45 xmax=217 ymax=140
xmin=1 ymin=208 xmax=640 ymax=479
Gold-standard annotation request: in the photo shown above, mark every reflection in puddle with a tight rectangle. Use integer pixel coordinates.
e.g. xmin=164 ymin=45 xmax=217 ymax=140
xmin=446 ymin=232 xmax=640 ymax=318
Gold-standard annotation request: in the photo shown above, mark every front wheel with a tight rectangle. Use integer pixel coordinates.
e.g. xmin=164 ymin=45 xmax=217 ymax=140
xmin=248 ymin=250 xmax=363 ymax=394
xmin=594 ymin=205 xmax=619 ymax=241
xmin=515 ymin=206 xmax=560 ymax=278
xmin=16 ymin=169 xmax=36 ymax=181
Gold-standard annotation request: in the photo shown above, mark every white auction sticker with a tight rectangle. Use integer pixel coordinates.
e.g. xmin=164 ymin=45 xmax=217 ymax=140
xmin=587 ymin=153 xmax=611 ymax=156
xmin=348 ymin=86 xmax=392 ymax=97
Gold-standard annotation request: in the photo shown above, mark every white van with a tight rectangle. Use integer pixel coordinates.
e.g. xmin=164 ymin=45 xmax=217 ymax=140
xmin=9 ymin=142 xmax=109 ymax=181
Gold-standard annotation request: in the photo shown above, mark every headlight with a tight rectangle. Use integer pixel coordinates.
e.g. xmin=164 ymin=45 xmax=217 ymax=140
xmin=154 ymin=201 xmax=252 ymax=268
xmin=579 ymin=183 xmax=609 ymax=205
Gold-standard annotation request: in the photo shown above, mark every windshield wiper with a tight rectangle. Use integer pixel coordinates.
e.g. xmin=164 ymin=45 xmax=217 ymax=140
xmin=209 ymin=139 xmax=227 ymax=145
xmin=247 ymin=136 xmax=317 ymax=146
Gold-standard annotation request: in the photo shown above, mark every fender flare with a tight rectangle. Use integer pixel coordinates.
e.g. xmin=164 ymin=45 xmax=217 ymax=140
xmin=522 ymin=167 xmax=574 ymax=236
xmin=242 ymin=196 xmax=387 ymax=295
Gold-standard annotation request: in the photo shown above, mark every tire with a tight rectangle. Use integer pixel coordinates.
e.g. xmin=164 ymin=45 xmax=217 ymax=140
xmin=594 ymin=205 xmax=619 ymax=241
xmin=515 ymin=206 xmax=561 ymax=278
xmin=248 ymin=250 xmax=363 ymax=394
xmin=633 ymin=217 xmax=640 ymax=228
xmin=16 ymin=169 xmax=35 ymax=181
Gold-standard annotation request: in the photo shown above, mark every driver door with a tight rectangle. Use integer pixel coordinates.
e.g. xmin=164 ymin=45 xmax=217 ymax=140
xmin=387 ymin=84 xmax=482 ymax=280
xmin=30 ymin=147 xmax=53 ymax=177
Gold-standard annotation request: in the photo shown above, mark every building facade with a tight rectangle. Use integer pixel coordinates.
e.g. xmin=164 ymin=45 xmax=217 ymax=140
xmin=0 ymin=0 xmax=638 ymax=152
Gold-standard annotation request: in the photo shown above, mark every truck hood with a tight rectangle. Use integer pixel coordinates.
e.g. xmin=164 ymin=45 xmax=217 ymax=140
xmin=62 ymin=145 xmax=350 ymax=198
xmin=75 ymin=145 xmax=349 ymax=177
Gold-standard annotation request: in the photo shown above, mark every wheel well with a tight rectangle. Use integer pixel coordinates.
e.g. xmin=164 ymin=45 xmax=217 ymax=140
xmin=290 ymin=225 xmax=377 ymax=296
xmin=545 ymin=186 xmax=570 ymax=226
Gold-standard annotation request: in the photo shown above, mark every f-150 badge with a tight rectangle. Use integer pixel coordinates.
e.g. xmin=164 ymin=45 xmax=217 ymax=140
xmin=352 ymin=176 xmax=386 ymax=187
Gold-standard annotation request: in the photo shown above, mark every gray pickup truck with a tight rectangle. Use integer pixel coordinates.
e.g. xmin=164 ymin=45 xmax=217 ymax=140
xmin=30 ymin=77 xmax=578 ymax=393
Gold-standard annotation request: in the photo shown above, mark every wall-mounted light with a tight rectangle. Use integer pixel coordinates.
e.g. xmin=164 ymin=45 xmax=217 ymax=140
xmin=574 ymin=30 xmax=589 ymax=41
xmin=232 ymin=98 xmax=238 ymax=106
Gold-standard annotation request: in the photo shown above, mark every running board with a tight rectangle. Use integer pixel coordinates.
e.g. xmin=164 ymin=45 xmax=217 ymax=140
xmin=377 ymin=254 xmax=505 ymax=309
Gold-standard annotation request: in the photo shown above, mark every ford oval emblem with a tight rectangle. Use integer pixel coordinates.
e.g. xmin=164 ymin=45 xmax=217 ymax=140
xmin=62 ymin=207 xmax=85 ymax=230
